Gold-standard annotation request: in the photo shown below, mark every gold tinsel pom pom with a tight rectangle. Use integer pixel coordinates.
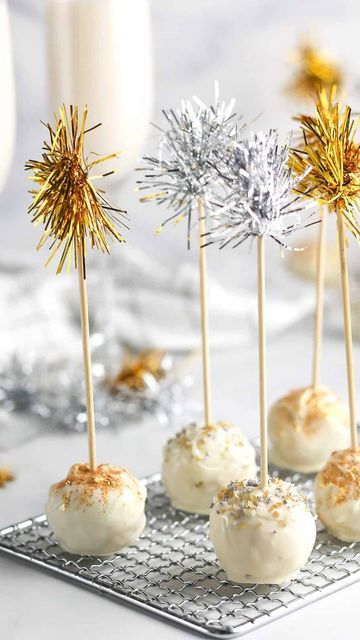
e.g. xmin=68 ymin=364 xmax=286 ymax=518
xmin=291 ymin=88 xmax=360 ymax=239
xmin=26 ymin=105 xmax=128 ymax=273
xmin=288 ymin=41 xmax=343 ymax=100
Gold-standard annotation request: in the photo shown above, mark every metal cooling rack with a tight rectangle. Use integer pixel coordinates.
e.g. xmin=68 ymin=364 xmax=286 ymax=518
xmin=1 ymin=469 xmax=360 ymax=638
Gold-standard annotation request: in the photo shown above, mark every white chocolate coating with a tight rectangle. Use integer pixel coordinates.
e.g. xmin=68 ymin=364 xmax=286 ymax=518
xmin=352 ymin=296 xmax=360 ymax=341
xmin=210 ymin=478 xmax=316 ymax=584
xmin=315 ymin=448 xmax=360 ymax=542
xmin=46 ymin=464 xmax=146 ymax=555
xmin=286 ymin=240 xmax=339 ymax=285
xmin=269 ymin=386 xmax=350 ymax=473
xmin=162 ymin=422 xmax=256 ymax=515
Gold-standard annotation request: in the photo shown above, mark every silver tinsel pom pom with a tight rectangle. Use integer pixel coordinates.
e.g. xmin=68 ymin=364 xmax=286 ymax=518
xmin=137 ymin=83 xmax=243 ymax=245
xmin=205 ymin=130 xmax=314 ymax=250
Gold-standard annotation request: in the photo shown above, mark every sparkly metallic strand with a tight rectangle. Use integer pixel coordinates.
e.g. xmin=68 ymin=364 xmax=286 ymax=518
xmin=137 ymin=84 xmax=244 ymax=246
xmin=291 ymin=89 xmax=360 ymax=239
xmin=26 ymin=105 xmax=128 ymax=273
xmin=204 ymin=130 xmax=314 ymax=250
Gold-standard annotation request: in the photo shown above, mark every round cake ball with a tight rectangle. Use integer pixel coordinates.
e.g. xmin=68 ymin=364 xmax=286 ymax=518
xmin=286 ymin=239 xmax=339 ymax=285
xmin=269 ymin=385 xmax=350 ymax=473
xmin=315 ymin=448 xmax=360 ymax=542
xmin=352 ymin=292 xmax=360 ymax=341
xmin=46 ymin=463 xmax=146 ymax=555
xmin=162 ymin=422 xmax=256 ymax=515
xmin=210 ymin=477 xmax=316 ymax=584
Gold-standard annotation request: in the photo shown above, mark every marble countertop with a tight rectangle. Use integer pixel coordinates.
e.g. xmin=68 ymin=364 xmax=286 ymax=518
xmin=1 ymin=322 xmax=359 ymax=639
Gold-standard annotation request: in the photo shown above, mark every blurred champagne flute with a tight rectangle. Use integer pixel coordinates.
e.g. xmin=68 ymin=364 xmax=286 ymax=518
xmin=46 ymin=0 xmax=154 ymax=365
xmin=46 ymin=0 xmax=153 ymax=176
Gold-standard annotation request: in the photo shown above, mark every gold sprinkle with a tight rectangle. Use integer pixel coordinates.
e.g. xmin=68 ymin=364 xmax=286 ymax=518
xmin=51 ymin=463 xmax=136 ymax=508
xmin=317 ymin=448 xmax=360 ymax=506
xmin=272 ymin=385 xmax=348 ymax=435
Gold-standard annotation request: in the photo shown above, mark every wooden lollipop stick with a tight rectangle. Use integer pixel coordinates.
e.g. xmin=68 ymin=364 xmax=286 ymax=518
xmin=197 ymin=197 xmax=213 ymax=428
xmin=312 ymin=208 xmax=327 ymax=388
xmin=257 ymin=236 xmax=268 ymax=487
xmin=336 ymin=211 xmax=358 ymax=449
xmin=76 ymin=241 xmax=97 ymax=470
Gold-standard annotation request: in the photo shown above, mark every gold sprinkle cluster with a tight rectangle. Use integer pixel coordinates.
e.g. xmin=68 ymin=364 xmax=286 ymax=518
xmin=212 ymin=477 xmax=310 ymax=529
xmin=26 ymin=105 xmax=127 ymax=273
xmin=291 ymin=89 xmax=360 ymax=239
xmin=288 ymin=41 xmax=343 ymax=100
xmin=164 ymin=421 xmax=244 ymax=462
xmin=51 ymin=463 xmax=141 ymax=510
xmin=317 ymin=448 xmax=360 ymax=506
xmin=272 ymin=385 xmax=348 ymax=435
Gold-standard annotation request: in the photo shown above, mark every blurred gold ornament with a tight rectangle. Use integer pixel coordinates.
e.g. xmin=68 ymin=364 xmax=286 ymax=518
xmin=291 ymin=89 xmax=360 ymax=239
xmin=109 ymin=350 xmax=169 ymax=392
xmin=288 ymin=41 xmax=343 ymax=100
xmin=0 ymin=468 xmax=14 ymax=488
xmin=26 ymin=105 xmax=128 ymax=273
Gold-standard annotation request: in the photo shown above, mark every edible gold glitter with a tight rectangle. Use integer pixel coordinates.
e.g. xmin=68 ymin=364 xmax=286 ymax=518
xmin=165 ymin=421 xmax=244 ymax=461
xmin=212 ymin=477 xmax=310 ymax=527
xmin=51 ymin=463 xmax=140 ymax=508
xmin=317 ymin=448 xmax=360 ymax=505
xmin=272 ymin=385 xmax=348 ymax=435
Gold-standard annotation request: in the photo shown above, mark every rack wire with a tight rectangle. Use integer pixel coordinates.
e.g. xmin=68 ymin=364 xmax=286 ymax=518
xmin=1 ymin=468 xmax=360 ymax=638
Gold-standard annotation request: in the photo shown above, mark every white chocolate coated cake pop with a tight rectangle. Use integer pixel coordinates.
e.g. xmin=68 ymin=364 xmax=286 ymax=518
xmin=269 ymin=386 xmax=350 ymax=473
xmin=286 ymin=239 xmax=339 ymax=285
xmin=46 ymin=464 xmax=146 ymax=555
xmin=315 ymin=448 xmax=360 ymax=542
xmin=162 ymin=422 xmax=256 ymax=515
xmin=209 ymin=477 xmax=316 ymax=584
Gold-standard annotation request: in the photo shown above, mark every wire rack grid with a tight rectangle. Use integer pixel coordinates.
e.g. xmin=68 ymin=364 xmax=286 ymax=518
xmin=1 ymin=469 xmax=360 ymax=637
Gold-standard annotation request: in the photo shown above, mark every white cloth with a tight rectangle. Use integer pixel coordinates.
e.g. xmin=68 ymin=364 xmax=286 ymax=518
xmin=0 ymin=248 xmax=315 ymax=358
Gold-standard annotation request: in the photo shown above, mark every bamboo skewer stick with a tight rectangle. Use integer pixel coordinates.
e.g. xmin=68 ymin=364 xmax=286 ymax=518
xmin=257 ymin=237 xmax=268 ymax=487
xmin=197 ymin=197 xmax=213 ymax=428
xmin=76 ymin=241 xmax=97 ymax=470
xmin=336 ymin=211 xmax=358 ymax=450
xmin=312 ymin=208 xmax=327 ymax=388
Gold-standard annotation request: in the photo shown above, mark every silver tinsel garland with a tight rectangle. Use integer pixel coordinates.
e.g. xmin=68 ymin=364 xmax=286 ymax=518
xmin=0 ymin=354 xmax=194 ymax=446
